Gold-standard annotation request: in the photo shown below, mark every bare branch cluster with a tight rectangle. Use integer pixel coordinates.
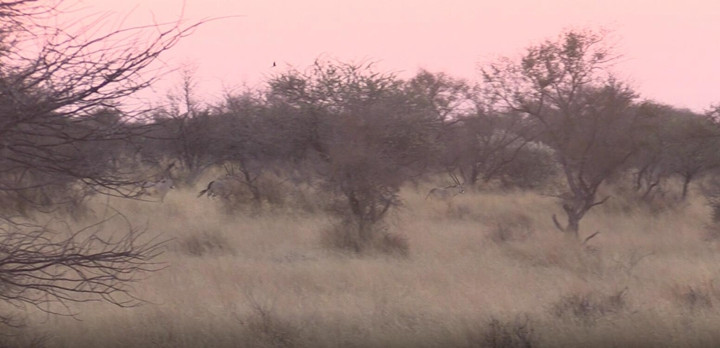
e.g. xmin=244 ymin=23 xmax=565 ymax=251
xmin=0 ymin=0 xmax=206 ymax=324
xmin=0 ymin=213 xmax=165 ymax=321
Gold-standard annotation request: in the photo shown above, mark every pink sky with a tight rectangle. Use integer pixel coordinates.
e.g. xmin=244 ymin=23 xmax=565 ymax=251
xmin=73 ymin=0 xmax=719 ymax=112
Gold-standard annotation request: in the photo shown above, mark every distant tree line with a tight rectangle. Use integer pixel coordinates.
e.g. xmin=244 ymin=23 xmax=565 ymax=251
xmin=21 ymin=30 xmax=720 ymax=244
xmin=131 ymin=33 xmax=720 ymax=241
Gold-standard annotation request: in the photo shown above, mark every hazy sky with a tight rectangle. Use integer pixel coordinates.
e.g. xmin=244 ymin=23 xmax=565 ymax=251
xmin=72 ymin=0 xmax=719 ymax=111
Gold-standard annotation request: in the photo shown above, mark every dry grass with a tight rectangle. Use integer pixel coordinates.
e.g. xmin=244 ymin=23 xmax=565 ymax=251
xmin=6 ymin=183 xmax=720 ymax=347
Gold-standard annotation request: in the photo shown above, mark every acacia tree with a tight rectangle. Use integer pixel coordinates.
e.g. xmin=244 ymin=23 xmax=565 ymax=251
xmin=403 ymin=71 xmax=482 ymax=182
xmin=665 ymin=112 xmax=720 ymax=200
xmin=204 ymin=89 xmax=281 ymax=208
xmin=406 ymin=72 xmax=549 ymax=189
xmin=628 ymin=103 xmax=675 ymax=201
xmin=268 ymin=60 xmax=437 ymax=249
xmin=0 ymin=0 xmax=199 ymax=320
xmin=150 ymin=66 xmax=216 ymax=185
xmin=446 ymin=109 xmax=543 ymax=187
xmin=629 ymin=104 xmax=720 ymax=202
xmin=404 ymin=69 xmax=474 ymax=124
xmin=482 ymin=29 xmax=647 ymax=238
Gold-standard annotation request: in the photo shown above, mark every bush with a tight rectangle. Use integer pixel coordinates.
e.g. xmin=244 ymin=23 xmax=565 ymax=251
xmin=489 ymin=213 xmax=534 ymax=243
xmin=672 ymin=284 xmax=716 ymax=311
xmin=320 ymin=219 xmax=409 ymax=256
xmin=238 ymin=293 xmax=300 ymax=348
xmin=551 ymin=288 xmax=627 ymax=324
xmin=174 ymin=230 xmax=234 ymax=257
xmin=498 ymin=143 xmax=559 ymax=190
xmin=471 ymin=315 xmax=536 ymax=348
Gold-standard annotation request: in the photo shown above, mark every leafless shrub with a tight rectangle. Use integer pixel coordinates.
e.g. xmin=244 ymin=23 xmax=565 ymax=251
xmin=470 ymin=315 xmax=536 ymax=348
xmin=173 ymin=230 xmax=233 ymax=257
xmin=551 ymin=288 xmax=628 ymax=324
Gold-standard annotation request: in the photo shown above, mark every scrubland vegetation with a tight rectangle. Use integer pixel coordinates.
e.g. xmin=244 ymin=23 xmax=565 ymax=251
xmin=3 ymin=1 xmax=720 ymax=346
xmin=5 ymin=182 xmax=720 ymax=347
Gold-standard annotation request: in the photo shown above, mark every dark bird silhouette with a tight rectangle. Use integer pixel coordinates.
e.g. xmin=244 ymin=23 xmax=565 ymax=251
xmin=272 ymin=61 xmax=276 ymax=67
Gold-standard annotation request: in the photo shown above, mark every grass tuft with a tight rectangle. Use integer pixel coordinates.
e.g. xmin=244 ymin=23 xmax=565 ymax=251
xmin=471 ymin=315 xmax=537 ymax=348
xmin=551 ymin=288 xmax=628 ymax=324
xmin=173 ymin=229 xmax=234 ymax=257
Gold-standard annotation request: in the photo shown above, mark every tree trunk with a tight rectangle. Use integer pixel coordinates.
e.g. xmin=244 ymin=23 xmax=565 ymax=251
xmin=469 ymin=165 xmax=480 ymax=186
xmin=565 ymin=212 xmax=581 ymax=239
xmin=555 ymin=195 xmax=587 ymax=240
xmin=681 ymin=173 xmax=693 ymax=201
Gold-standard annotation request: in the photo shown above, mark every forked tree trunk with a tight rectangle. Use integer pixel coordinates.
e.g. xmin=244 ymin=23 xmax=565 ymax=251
xmin=680 ymin=173 xmax=694 ymax=201
xmin=553 ymin=186 xmax=609 ymax=240
xmin=553 ymin=207 xmax=582 ymax=239
xmin=565 ymin=211 xmax=581 ymax=238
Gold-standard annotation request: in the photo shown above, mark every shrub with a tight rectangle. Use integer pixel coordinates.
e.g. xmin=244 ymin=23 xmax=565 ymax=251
xmin=672 ymin=285 xmax=715 ymax=311
xmin=376 ymin=232 xmax=410 ymax=257
xmin=489 ymin=213 xmax=534 ymax=243
xmin=551 ymin=288 xmax=627 ymax=324
xmin=320 ymin=218 xmax=409 ymax=256
xmin=174 ymin=230 xmax=234 ymax=257
xmin=472 ymin=315 xmax=536 ymax=348
xmin=238 ymin=294 xmax=299 ymax=348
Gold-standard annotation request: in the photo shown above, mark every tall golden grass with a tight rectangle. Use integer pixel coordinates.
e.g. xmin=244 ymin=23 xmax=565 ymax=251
xmin=6 ymin=183 xmax=720 ymax=347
